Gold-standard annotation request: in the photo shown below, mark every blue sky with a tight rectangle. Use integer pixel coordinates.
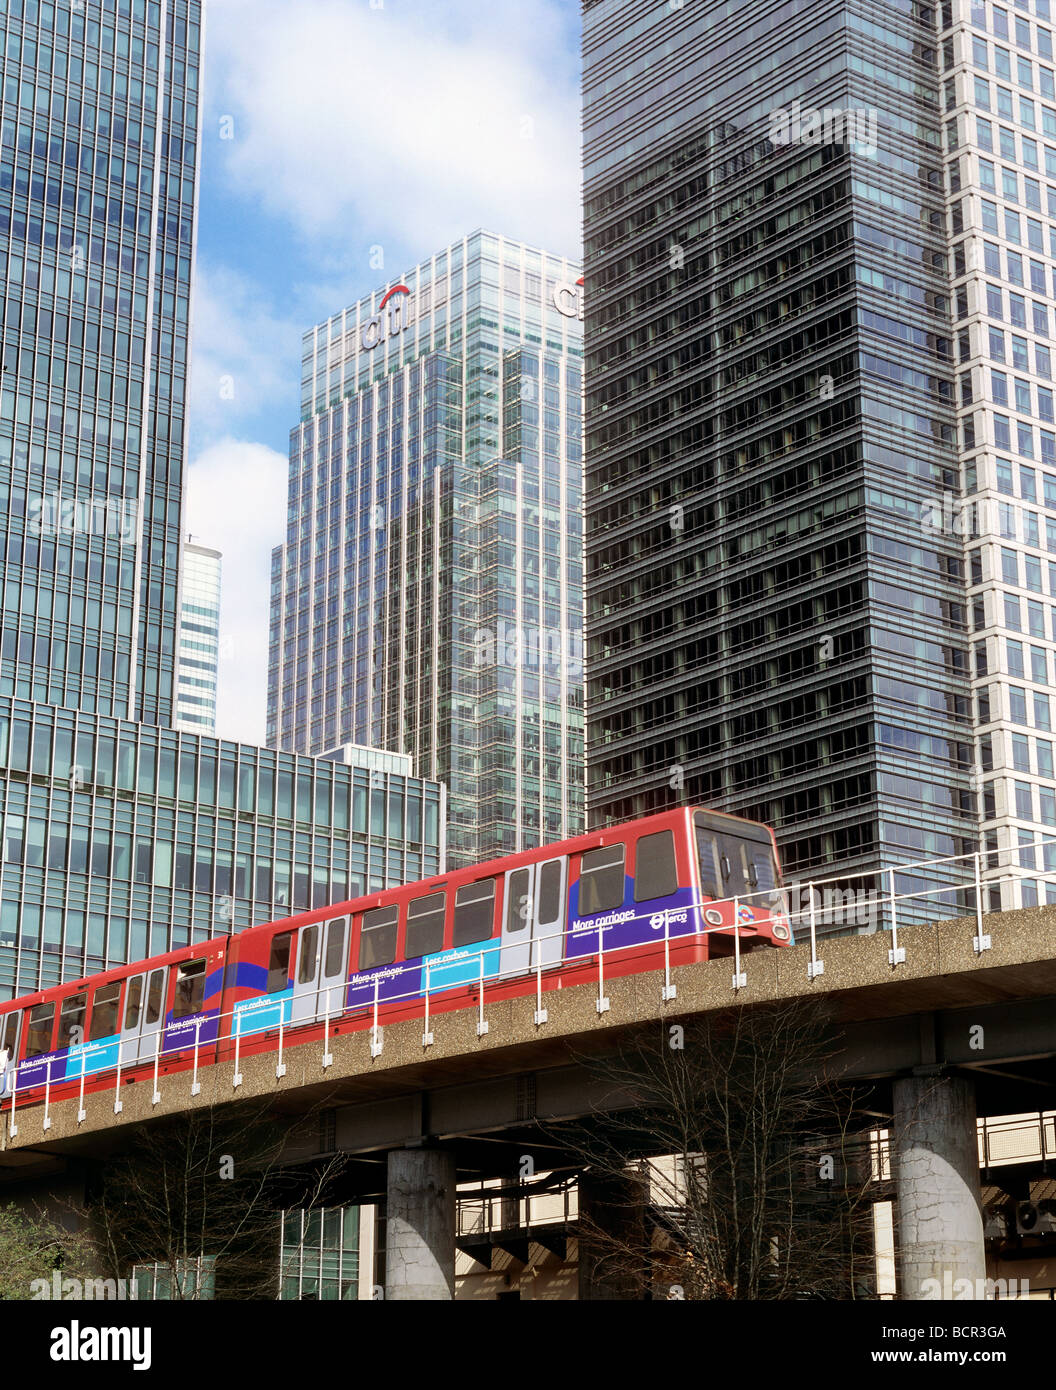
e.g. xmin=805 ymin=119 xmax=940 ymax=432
xmin=184 ymin=0 xmax=583 ymax=744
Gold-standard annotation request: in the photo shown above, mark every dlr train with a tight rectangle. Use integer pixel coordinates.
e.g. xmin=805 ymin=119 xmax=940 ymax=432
xmin=0 ymin=807 xmax=792 ymax=1110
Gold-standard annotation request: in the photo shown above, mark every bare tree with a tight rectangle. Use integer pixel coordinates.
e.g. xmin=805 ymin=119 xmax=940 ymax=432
xmin=552 ymin=999 xmax=879 ymax=1299
xmin=93 ymin=1098 xmax=349 ymax=1300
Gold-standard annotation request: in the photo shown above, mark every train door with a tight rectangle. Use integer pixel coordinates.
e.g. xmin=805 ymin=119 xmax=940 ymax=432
xmin=291 ymin=917 xmax=348 ymax=1023
xmin=499 ymin=857 xmax=567 ymax=977
xmin=119 ymin=967 xmax=165 ymax=1064
xmin=500 ymin=865 xmax=534 ymax=977
xmin=0 ymin=1010 xmax=19 ymax=1096
xmin=532 ymin=857 xmax=566 ymax=969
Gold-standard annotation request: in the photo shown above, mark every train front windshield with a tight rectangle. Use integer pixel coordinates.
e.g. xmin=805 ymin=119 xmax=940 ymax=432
xmin=694 ymin=811 xmax=783 ymax=906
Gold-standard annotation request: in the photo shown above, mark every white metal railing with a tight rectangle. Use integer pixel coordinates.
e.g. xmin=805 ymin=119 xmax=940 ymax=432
xmin=978 ymin=1111 xmax=1056 ymax=1168
xmin=456 ymin=1184 xmax=577 ymax=1238
xmin=0 ymin=843 xmax=1041 ymax=1137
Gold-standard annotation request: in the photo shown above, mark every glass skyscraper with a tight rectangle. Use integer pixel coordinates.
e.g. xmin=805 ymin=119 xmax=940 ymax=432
xmin=583 ymin=0 xmax=980 ymax=922
xmin=1 ymin=0 xmax=193 ymax=728
xmin=175 ymin=537 xmax=219 ymax=735
xmin=268 ymin=231 xmax=585 ymax=868
xmin=0 ymin=0 xmax=444 ymax=1000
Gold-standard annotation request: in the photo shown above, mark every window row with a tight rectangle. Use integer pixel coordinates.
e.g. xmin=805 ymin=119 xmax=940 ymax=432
xmin=990 ymin=368 xmax=1055 ymax=417
xmin=984 ymin=281 xmax=1050 ymax=334
xmin=978 ymin=195 xmax=1052 ymax=249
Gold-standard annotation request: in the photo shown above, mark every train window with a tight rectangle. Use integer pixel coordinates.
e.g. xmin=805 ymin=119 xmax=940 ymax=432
xmin=173 ymin=959 xmax=206 ymax=1018
xmin=297 ymin=926 xmax=320 ymax=985
xmin=145 ymin=970 xmax=164 ymax=1025
xmin=267 ymin=932 xmax=293 ymax=994
xmin=359 ymin=906 xmax=398 ymax=969
xmin=323 ymin=919 xmax=347 ymax=977
xmin=25 ymin=1002 xmax=55 ymax=1058
xmin=405 ymin=894 xmax=445 ymax=959
xmin=1 ymin=1010 xmax=19 ymax=1061
xmin=579 ymin=844 xmax=626 ymax=916
xmin=90 ymin=982 xmax=121 ymax=1041
xmin=58 ymin=992 xmax=87 ymax=1049
xmin=505 ymin=870 xmax=531 ymax=933
xmin=741 ymin=841 xmax=779 ymax=894
xmin=695 ymin=827 xmax=722 ymax=899
xmin=124 ymin=975 xmax=143 ymax=1030
xmin=453 ymin=880 xmax=496 ymax=946
xmin=633 ymin=831 xmax=678 ymax=903
xmin=537 ymin=860 xmax=564 ymax=924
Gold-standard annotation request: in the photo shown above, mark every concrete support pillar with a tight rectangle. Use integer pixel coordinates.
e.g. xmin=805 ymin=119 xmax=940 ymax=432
xmin=384 ymin=1148 xmax=455 ymax=1301
xmin=892 ymin=1073 xmax=985 ymax=1300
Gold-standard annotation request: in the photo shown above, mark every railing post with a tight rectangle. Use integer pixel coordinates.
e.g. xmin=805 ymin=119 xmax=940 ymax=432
xmin=662 ymin=907 xmax=676 ymax=1002
xmin=9 ymin=1061 xmax=17 ymax=1137
xmin=534 ymin=940 xmax=548 ymax=1025
xmin=732 ymin=895 xmax=746 ymax=990
xmin=888 ymin=867 xmax=905 ymax=966
xmin=113 ymin=1041 xmax=124 ymax=1115
xmin=807 ymin=882 xmax=824 ymax=980
xmin=422 ymin=960 xmax=434 ymax=1047
xmin=152 ymin=1027 xmax=162 ymax=1105
xmin=477 ymin=951 xmax=490 ymax=1036
xmin=43 ymin=1056 xmax=52 ymax=1132
xmin=77 ymin=1054 xmax=86 ymax=1124
xmin=596 ymin=919 xmax=610 ymax=1014
xmin=371 ymin=976 xmax=383 ymax=1057
xmin=276 ymin=1002 xmax=288 ymax=1078
xmin=233 ymin=1013 xmax=243 ymax=1089
xmin=973 ymin=851 xmax=992 ymax=953
xmin=322 ymin=981 xmax=333 ymax=1069
xmin=191 ymin=1017 xmax=202 ymax=1097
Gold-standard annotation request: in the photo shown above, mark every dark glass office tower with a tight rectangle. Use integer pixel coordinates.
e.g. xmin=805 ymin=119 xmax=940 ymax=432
xmin=583 ymin=0 xmax=978 ymax=923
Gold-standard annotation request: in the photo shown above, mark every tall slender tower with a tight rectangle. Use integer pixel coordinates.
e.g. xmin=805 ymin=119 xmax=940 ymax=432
xmin=941 ymin=0 xmax=1056 ymax=911
xmin=175 ymin=538 xmax=220 ymax=735
xmin=268 ymin=231 xmax=585 ymax=868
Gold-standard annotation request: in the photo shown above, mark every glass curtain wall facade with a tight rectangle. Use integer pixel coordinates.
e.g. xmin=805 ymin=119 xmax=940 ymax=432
xmin=0 ymin=696 xmax=443 ymax=998
xmin=583 ymin=0 xmax=979 ymax=924
xmin=278 ymin=1207 xmax=361 ymax=1301
xmin=268 ymin=231 xmax=586 ymax=868
xmin=944 ymin=0 xmax=1056 ymax=908
xmin=175 ymin=538 xmax=219 ymax=734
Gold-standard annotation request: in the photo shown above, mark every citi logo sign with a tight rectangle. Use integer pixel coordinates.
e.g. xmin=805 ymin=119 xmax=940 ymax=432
xmin=362 ymin=284 xmax=413 ymax=351
xmin=552 ymin=277 xmax=584 ymax=320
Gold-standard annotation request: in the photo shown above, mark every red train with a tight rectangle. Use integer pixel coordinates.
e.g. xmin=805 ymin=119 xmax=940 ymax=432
xmin=0 ymin=808 xmax=791 ymax=1110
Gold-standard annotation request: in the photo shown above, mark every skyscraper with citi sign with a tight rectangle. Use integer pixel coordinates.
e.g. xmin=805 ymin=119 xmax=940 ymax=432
xmin=267 ymin=230 xmax=586 ymax=869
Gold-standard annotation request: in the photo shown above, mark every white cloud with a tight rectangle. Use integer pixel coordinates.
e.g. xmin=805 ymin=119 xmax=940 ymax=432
xmin=188 ymin=262 xmax=302 ymax=444
xmin=184 ymin=439 xmax=289 ymax=746
xmin=203 ymin=0 xmax=582 ymax=258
